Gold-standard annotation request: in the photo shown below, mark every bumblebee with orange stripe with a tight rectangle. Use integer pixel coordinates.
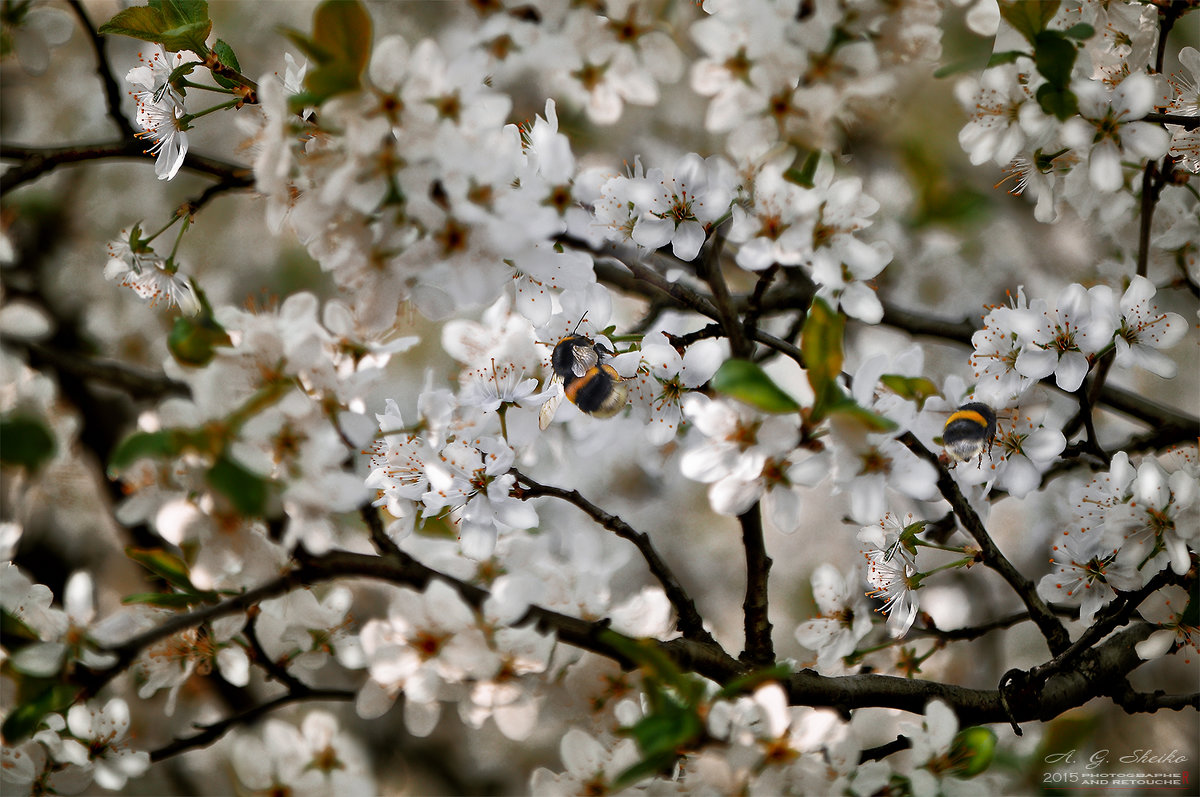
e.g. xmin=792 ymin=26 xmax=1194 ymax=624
xmin=940 ymin=402 xmax=997 ymax=466
xmin=539 ymin=334 xmax=629 ymax=429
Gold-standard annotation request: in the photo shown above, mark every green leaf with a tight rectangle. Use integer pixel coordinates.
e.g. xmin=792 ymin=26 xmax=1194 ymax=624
xmin=206 ymin=454 xmax=271 ymax=516
xmin=312 ymin=0 xmax=371 ymax=71
xmin=122 ymin=591 xmax=219 ymax=608
xmin=98 ymin=1 xmax=210 ymax=53
xmin=168 ymin=310 xmax=231 ymax=366
xmin=280 ymin=29 xmax=334 ymax=65
xmin=0 ymin=415 xmax=56 ymax=471
xmin=710 ymin=359 xmax=800 ymax=413
xmin=108 ymin=428 xmax=190 ymax=473
xmin=949 ymin=726 xmax=998 ymax=777
xmin=999 ymin=0 xmax=1060 ymax=45
xmin=151 ymin=0 xmax=209 ymax=29
xmin=985 ymin=50 xmax=1027 ymax=68
xmin=1063 ymin=22 xmax=1094 ymax=40
xmin=98 ymin=6 xmax=168 ymax=42
xmin=0 ymin=684 xmax=77 ymax=744
xmin=158 ymin=20 xmax=210 ymax=53
xmin=800 ymin=297 xmax=848 ymax=422
xmin=282 ymin=0 xmax=373 ymax=105
xmin=210 ymin=39 xmax=241 ymax=88
xmin=801 ymin=298 xmax=843 ymax=388
xmin=825 ymin=397 xmax=899 ymax=433
xmin=783 ymin=149 xmax=820 ymax=188
xmin=614 ymin=704 xmax=703 ymax=788
xmin=1036 ymin=83 xmax=1079 ymax=121
xmin=125 ymin=547 xmax=196 ymax=591
xmin=150 ymin=0 xmax=210 ymax=53
xmin=879 ymin=375 xmax=941 ymax=409
xmin=1033 ymin=31 xmax=1077 ymax=89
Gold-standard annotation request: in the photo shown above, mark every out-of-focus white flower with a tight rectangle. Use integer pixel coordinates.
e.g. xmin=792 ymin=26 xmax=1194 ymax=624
xmin=255 ymin=586 xmax=364 ymax=676
xmin=898 ymin=700 xmax=964 ymax=796
xmin=529 ymin=728 xmax=643 ymax=795
xmin=833 ymin=435 xmax=938 ymax=525
xmin=66 ymin=699 xmax=150 ymax=790
xmin=231 ymin=711 xmax=375 ymax=795
xmin=1134 ymin=586 xmax=1198 ymax=662
xmin=1062 ymin=72 xmax=1171 ymax=193
xmin=794 ymin=564 xmax=873 ymax=673
xmin=2 ymin=2 xmax=73 ymax=74
xmin=135 ymin=616 xmax=247 ymax=716
xmin=357 ymin=580 xmax=497 ymax=734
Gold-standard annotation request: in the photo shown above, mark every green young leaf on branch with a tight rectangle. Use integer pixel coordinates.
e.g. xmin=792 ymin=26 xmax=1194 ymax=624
xmin=280 ymin=0 xmax=372 ymax=108
xmin=98 ymin=0 xmax=212 ymax=55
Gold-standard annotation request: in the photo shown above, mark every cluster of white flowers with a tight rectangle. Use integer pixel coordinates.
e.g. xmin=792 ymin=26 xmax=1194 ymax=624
xmin=0 ymin=698 xmax=150 ymax=793
xmin=1039 ymin=449 xmax=1198 ymax=623
xmin=228 ymin=710 xmax=375 ymax=796
xmin=531 ymin=684 xmax=996 ymax=796
xmin=113 ymin=291 xmax=415 ymax=577
xmin=958 ymin=6 xmax=1200 ymax=262
xmin=3 ymin=0 xmax=1197 ymax=792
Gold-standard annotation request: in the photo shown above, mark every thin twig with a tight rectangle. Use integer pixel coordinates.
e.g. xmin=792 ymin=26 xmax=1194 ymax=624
xmin=513 ymin=470 xmax=719 ymax=648
xmin=1024 ymin=569 xmax=1184 ymax=685
xmin=66 ymin=0 xmax=135 ymax=140
xmin=0 ymin=141 xmax=253 ymax=194
xmin=149 ymin=688 xmax=355 ymax=762
xmin=698 ymin=228 xmax=749 ymax=358
xmin=742 ymin=265 xmax=779 ymax=352
xmin=16 ymin=341 xmax=190 ymax=400
xmin=243 ymin=611 xmax=308 ymax=693
xmin=899 ymin=433 xmax=1070 ymax=655
xmin=738 ymin=502 xmax=774 ymax=665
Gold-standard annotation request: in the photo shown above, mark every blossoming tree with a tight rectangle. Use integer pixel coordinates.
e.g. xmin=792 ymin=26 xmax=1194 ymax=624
xmin=1 ymin=0 xmax=1197 ymax=793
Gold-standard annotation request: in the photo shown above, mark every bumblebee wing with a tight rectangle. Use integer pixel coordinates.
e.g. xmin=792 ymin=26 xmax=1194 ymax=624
xmin=539 ymin=376 xmax=565 ymax=430
xmin=571 ymin=344 xmax=598 ymax=378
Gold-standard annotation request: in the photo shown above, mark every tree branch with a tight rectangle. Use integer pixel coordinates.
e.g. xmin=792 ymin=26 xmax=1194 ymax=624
xmin=786 ymin=623 xmax=1163 ymax=727
xmin=513 ymin=470 xmax=719 ymax=648
xmin=1142 ymin=112 xmax=1200 ymax=129
xmin=0 ymin=141 xmax=254 ymax=194
xmin=900 ymin=433 xmax=1070 ymax=654
xmin=1110 ymin=686 xmax=1200 ymax=714
xmin=697 ymin=229 xmax=750 ymax=358
xmin=66 ymin=0 xmax=135 ymax=140
xmin=71 ymin=542 xmax=1190 ymax=745
xmin=738 ymin=502 xmax=775 ymax=666
xmin=148 ymin=687 xmax=355 ymax=762
xmin=1024 ymin=569 xmax=1186 ymax=686
xmin=15 ymin=341 xmax=190 ymax=401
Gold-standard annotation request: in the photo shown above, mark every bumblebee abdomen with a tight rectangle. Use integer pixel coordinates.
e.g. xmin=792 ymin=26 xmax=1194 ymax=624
xmin=565 ymin=364 xmax=627 ymax=417
xmin=942 ymin=402 xmax=997 ymax=463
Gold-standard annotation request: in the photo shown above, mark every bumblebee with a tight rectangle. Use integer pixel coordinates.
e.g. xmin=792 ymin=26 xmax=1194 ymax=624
xmin=539 ymin=334 xmax=628 ymax=429
xmin=941 ymin=402 xmax=997 ymax=466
